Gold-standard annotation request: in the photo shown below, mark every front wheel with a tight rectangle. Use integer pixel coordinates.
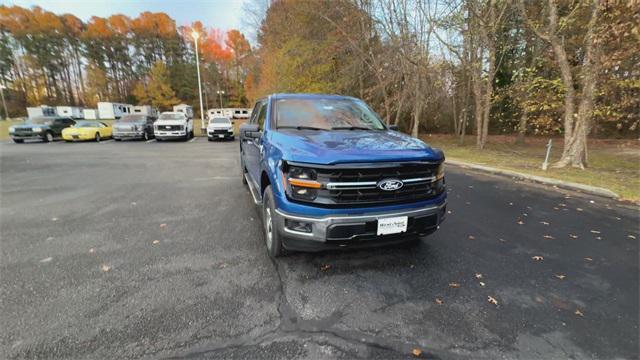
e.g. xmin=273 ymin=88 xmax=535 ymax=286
xmin=143 ymin=131 xmax=149 ymax=141
xmin=13 ymin=139 xmax=24 ymax=144
xmin=95 ymin=133 xmax=101 ymax=142
xmin=262 ymin=185 xmax=285 ymax=258
xmin=44 ymin=132 xmax=53 ymax=143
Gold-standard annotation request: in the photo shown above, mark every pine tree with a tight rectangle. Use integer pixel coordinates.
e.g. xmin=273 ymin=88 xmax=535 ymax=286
xmin=133 ymin=61 xmax=178 ymax=110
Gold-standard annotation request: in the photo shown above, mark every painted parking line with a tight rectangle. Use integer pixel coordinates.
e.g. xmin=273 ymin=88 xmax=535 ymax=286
xmin=146 ymin=139 xmax=156 ymax=143
xmin=101 ymin=139 xmax=114 ymax=144
xmin=189 ymin=137 xmax=197 ymax=143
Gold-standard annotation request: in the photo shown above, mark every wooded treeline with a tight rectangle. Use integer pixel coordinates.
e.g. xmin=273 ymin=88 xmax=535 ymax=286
xmin=0 ymin=6 xmax=252 ymax=113
xmin=244 ymin=0 xmax=638 ymax=168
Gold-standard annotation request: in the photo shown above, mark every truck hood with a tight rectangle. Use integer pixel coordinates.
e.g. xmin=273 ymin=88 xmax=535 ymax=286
xmin=208 ymin=123 xmax=232 ymax=130
xmin=14 ymin=124 xmax=50 ymax=130
xmin=271 ymin=129 xmax=443 ymax=165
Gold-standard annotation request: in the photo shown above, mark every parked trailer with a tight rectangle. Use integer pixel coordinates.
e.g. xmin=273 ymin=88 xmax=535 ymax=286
xmin=133 ymin=105 xmax=158 ymax=118
xmin=97 ymin=102 xmax=133 ymax=119
xmin=26 ymin=105 xmax=57 ymax=119
xmin=56 ymin=106 xmax=84 ymax=119
xmin=83 ymin=109 xmax=99 ymax=120
xmin=207 ymin=108 xmax=251 ymax=119
xmin=173 ymin=104 xmax=194 ymax=119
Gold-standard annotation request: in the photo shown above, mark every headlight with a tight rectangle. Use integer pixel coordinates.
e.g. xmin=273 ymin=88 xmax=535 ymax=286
xmin=287 ymin=166 xmax=320 ymax=201
xmin=33 ymin=127 xmax=42 ymax=132
xmin=436 ymin=163 xmax=445 ymax=180
xmin=9 ymin=126 xmax=15 ymax=132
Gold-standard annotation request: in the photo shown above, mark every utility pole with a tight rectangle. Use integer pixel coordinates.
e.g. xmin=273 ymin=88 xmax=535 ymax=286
xmin=0 ymin=84 xmax=8 ymax=120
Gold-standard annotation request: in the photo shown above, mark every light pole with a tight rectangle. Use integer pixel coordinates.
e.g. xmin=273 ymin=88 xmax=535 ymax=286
xmin=216 ymin=89 xmax=225 ymax=109
xmin=191 ymin=30 xmax=206 ymax=136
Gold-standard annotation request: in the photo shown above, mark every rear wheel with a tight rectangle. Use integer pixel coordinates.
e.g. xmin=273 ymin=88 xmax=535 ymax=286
xmin=44 ymin=132 xmax=53 ymax=143
xmin=262 ymin=185 xmax=285 ymax=258
xmin=95 ymin=133 xmax=101 ymax=142
xmin=143 ymin=131 xmax=149 ymax=141
xmin=13 ymin=139 xmax=24 ymax=144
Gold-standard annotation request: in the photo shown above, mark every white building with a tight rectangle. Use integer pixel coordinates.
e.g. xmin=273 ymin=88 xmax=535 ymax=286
xmin=97 ymin=102 xmax=133 ymax=119
xmin=207 ymin=108 xmax=251 ymax=119
xmin=26 ymin=105 xmax=57 ymax=119
xmin=56 ymin=106 xmax=84 ymax=119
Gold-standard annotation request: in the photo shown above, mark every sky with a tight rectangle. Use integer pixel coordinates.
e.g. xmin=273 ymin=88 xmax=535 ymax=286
xmin=6 ymin=0 xmax=246 ymax=31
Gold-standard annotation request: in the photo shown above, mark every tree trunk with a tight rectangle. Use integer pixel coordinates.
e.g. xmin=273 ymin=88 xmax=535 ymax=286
xmin=515 ymin=108 xmax=528 ymax=144
xmin=553 ymin=0 xmax=601 ymax=168
xmin=411 ymin=71 xmax=422 ymax=138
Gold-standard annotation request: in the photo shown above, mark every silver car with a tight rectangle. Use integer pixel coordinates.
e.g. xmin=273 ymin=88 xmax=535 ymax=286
xmin=113 ymin=114 xmax=156 ymax=141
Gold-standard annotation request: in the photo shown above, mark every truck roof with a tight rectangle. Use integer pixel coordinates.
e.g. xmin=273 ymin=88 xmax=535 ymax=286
xmin=271 ymin=93 xmax=359 ymax=101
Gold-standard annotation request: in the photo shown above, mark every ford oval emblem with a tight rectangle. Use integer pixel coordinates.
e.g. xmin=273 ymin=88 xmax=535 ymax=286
xmin=378 ymin=179 xmax=404 ymax=191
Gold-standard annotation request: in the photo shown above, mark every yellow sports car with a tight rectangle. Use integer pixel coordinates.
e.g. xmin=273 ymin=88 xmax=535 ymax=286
xmin=62 ymin=121 xmax=112 ymax=142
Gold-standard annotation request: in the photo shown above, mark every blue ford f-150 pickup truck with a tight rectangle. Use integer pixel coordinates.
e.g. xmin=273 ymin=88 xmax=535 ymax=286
xmin=240 ymin=93 xmax=447 ymax=257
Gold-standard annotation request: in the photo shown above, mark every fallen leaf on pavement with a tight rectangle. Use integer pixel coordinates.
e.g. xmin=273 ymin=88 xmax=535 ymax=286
xmin=39 ymin=257 xmax=52 ymax=263
xmin=475 ymin=273 xmax=483 ymax=279
xmin=584 ymin=257 xmax=593 ymax=261
xmin=131 ymin=202 xmax=137 ymax=206
xmin=569 ymin=234 xmax=578 ymax=239
xmin=532 ymin=256 xmax=544 ymax=261
xmin=575 ymin=309 xmax=584 ymax=317
xmin=412 ymin=348 xmax=422 ymax=357
xmin=219 ymin=262 xmax=227 ymax=269
xmin=487 ymin=296 xmax=498 ymax=306
xmin=479 ymin=281 xmax=486 ymax=287
xmin=448 ymin=282 xmax=460 ymax=288
xmin=499 ymin=238 xmax=506 ymax=242
xmin=509 ymin=202 xmax=513 ymax=206
xmin=100 ymin=264 xmax=111 ymax=272
xmin=468 ymin=235 xmax=475 ymax=240
xmin=465 ymin=201 xmax=471 ymax=205
xmin=576 ymin=208 xmax=584 ymax=212
xmin=46 ymin=237 xmax=54 ymax=241
xmin=554 ymin=274 xmax=566 ymax=280
xmin=89 ymin=248 xmax=95 ymax=254
xmin=559 ymin=203 xmax=567 ymax=207
xmin=543 ymin=235 xmax=555 ymax=239
xmin=589 ymin=200 xmax=595 ymax=204
xmin=596 ymin=236 xmax=602 ymax=240
xmin=435 ymin=298 xmax=443 ymax=305
xmin=540 ymin=221 xmax=549 ymax=225
xmin=152 ymin=240 xmax=160 ymax=245
xmin=320 ymin=264 xmax=331 ymax=271
xmin=590 ymin=230 xmax=601 ymax=234
xmin=51 ymin=217 xmax=58 ymax=221
xmin=160 ymin=223 xmax=167 ymax=229
xmin=517 ymin=220 xmax=524 ymax=225
xmin=553 ymin=207 xmax=560 ymax=210
xmin=523 ymin=213 xmax=528 ymax=217
xmin=628 ymin=235 xmax=637 ymax=239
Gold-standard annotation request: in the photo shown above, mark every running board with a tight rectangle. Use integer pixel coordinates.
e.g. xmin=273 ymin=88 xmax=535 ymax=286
xmin=245 ymin=174 xmax=263 ymax=205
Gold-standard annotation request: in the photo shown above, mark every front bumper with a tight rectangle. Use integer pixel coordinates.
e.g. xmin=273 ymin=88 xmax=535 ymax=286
xmin=273 ymin=201 xmax=446 ymax=251
xmin=208 ymin=130 xmax=234 ymax=139
xmin=11 ymin=133 xmax=46 ymax=140
xmin=155 ymin=130 xmax=186 ymax=139
xmin=113 ymin=130 xmax=144 ymax=139
xmin=62 ymin=133 xmax=93 ymax=141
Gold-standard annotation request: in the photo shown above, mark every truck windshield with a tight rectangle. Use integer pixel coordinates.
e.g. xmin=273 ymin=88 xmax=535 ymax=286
xmin=159 ymin=114 xmax=184 ymax=120
xmin=120 ymin=115 xmax=146 ymax=122
xmin=275 ymin=98 xmax=385 ymax=130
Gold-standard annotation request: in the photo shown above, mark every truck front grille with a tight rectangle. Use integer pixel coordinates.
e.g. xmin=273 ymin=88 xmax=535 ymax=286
xmin=294 ymin=162 xmax=445 ymax=207
xmin=159 ymin=125 xmax=183 ymax=131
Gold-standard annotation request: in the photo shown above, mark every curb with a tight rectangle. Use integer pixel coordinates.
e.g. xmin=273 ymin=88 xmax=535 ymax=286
xmin=446 ymin=159 xmax=620 ymax=199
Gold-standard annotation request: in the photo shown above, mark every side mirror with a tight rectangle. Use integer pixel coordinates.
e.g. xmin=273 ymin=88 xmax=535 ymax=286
xmin=240 ymin=123 xmax=261 ymax=138
xmin=388 ymin=124 xmax=399 ymax=131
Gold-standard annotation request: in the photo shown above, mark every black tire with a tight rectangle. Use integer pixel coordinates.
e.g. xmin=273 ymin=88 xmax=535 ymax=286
xmin=114 ymin=138 xmax=122 ymax=141
xmin=190 ymin=130 xmax=194 ymax=139
xmin=43 ymin=132 xmax=53 ymax=143
xmin=143 ymin=131 xmax=149 ymax=141
xmin=95 ymin=133 xmax=101 ymax=142
xmin=13 ymin=139 xmax=24 ymax=144
xmin=156 ymin=138 xmax=163 ymax=142
xmin=230 ymin=136 xmax=235 ymax=141
xmin=262 ymin=185 xmax=285 ymax=258
xmin=208 ymin=137 xmax=213 ymax=142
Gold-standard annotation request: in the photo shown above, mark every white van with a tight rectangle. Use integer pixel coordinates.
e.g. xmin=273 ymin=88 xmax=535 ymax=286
xmin=56 ymin=106 xmax=84 ymax=119
xmin=97 ymin=102 xmax=133 ymax=119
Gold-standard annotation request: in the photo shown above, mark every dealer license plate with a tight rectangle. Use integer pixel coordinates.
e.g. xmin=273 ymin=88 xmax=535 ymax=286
xmin=377 ymin=216 xmax=408 ymax=235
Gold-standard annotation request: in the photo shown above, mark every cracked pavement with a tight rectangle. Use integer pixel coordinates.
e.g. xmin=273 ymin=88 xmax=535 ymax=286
xmin=1 ymin=139 xmax=638 ymax=359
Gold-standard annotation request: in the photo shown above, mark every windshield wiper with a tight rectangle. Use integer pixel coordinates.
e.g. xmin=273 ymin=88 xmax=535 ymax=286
xmin=278 ymin=126 xmax=326 ymax=130
xmin=330 ymin=126 xmax=372 ymax=131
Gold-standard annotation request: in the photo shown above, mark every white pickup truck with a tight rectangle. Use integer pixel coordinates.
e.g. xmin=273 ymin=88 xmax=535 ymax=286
xmin=154 ymin=112 xmax=193 ymax=141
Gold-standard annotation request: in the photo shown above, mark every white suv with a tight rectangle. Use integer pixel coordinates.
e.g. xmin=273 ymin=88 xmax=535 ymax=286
xmin=207 ymin=117 xmax=234 ymax=141
xmin=154 ymin=112 xmax=193 ymax=141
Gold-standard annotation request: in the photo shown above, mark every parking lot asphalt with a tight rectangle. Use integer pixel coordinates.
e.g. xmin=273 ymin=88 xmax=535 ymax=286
xmin=1 ymin=138 xmax=638 ymax=359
